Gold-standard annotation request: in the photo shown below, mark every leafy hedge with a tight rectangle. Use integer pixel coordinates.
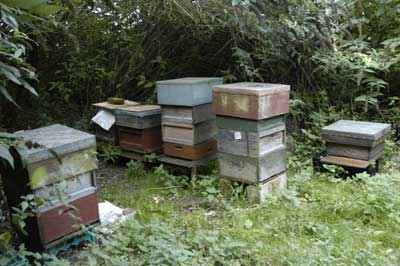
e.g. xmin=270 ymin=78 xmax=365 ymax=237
xmin=1 ymin=0 xmax=399 ymax=130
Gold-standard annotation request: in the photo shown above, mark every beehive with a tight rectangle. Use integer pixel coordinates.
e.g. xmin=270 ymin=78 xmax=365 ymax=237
xmin=0 ymin=124 xmax=99 ymax=251
xmin=321 ymin=120 xmax=391 ymax=160
xmin=92 ymin=100 xmax=140 ymax=143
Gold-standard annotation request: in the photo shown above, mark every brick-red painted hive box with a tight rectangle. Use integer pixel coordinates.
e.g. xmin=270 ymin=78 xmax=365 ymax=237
xmin=212 ymin=82 xmax=290 ymax=120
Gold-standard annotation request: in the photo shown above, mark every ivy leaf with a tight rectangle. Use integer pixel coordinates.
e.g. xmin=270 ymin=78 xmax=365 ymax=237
xmin=0 ymin=232 xmax=12 ymax=245
xmin=0 ymin=143 xmax=14 ymax=169
xmin=0 ymin=84 xmax=19 ymax=107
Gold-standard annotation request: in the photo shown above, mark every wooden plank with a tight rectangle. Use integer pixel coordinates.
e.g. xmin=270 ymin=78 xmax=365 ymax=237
xmin=163 ymin=139 xmax=217 ymax=160
xmin=158 ymin=154 xmax=217 ymax=168
xmin=162 ymin=120 xmax=217 ymax=145
xmin=321 ymin=155 xmax=371 ymax=169
xmin=92 ymin=100 xmax=140 ymax=110
xmin=212 ymin=83 xmax=290 ymax=120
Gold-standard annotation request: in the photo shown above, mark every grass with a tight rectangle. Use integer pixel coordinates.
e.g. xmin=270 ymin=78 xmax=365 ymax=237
xmin=73 ymin=156 xmax=400 ymax=266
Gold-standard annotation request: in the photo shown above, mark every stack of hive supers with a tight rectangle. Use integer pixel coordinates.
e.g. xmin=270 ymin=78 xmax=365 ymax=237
xmin=156 ymin=77 xmax=223 ymax=161
xmin=114 ymin=105 xmax=163 ymax=153
xmin=0 ymin=124 xmax=100 ymax=251
xmin=212 ymin=82 xmax=290 ymax=202
xmin=319 ymin=120 xmax=391 ymax=173
xmin=91 ymin=100 xmax=140 ymax=144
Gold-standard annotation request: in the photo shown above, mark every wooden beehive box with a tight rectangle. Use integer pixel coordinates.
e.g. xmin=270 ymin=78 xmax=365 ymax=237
xmin=217 ymin=115 xmax=286 ymax=158
xmin=157 ymin=77 xmax=223 ymax=106
xmin=92 ymin=100 xmax=140 ymax=143
xmin=212 ymin=82 xmax=290 ymax=120
xmin=162 ymin=120 xmax=217 ymax=145
xmin=163 ymin=139 xmax=217 ymax=161
xmin=0 ymin=124 xmax=99 ymax=251
xmin=321 ymin=120 xmax=391 ymax=161
xmin=218 ymin=145 xmax=287 ymax=184
xmin=161 ymin=104 xmax=215 ymax=124
xmin=115 ymin=105 xmax=161 ymax=129
xmin=118 ymin=126 xmax=162 ymax=153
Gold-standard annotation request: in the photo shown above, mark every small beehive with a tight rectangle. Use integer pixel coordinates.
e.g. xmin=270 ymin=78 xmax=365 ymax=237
xmin=322 ymin=120 xmax=391 ymax=161
xmin=163 ymin=139 xmax=217 ymax=161
xmin=162 ymin=120 xmax=217 ymax=146
xmin=217 ymin=116 xmax=286 ymax=158
xmin=115 ymin=105 xmax=161 ymax=129
xmin=218 ymin=145 xmax=287 ymax=184
xmin=92 ymin=100 xmax=140 ymax=144
xmin=114 ymin=105 xmax=162 ymax=153
xmin=161 ymin=103 xmax=215 ymax=124
xmin=212 ymin=83 xmax=290 ymax=120
xmin=157 ymin=77 xmax=223 ymax=106
xmin=0 ymin=124 xmax=99 ymax=251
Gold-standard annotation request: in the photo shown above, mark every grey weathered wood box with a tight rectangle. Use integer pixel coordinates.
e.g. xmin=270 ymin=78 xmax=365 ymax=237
xmin=321 ymin=120 xmax=391 ymax=160
xmin=212 ymin=82 xmax=290 ymax=120
xmin=162 ymin=120 xmax=217 ymax=145
xmin=218 ymin=145 xmax=287 ymax=184
xmin=161 ymin=103 xmax=215 ymax=124
xmin=115 ymin=105 xmax=161 ymax=129
xmin=217 ymin=125 xmax=285 ymax=158
xmin=15 ymin=124 xmax=98 ymax=189
xmin=157 ymin=77 xmax=223 ymax=106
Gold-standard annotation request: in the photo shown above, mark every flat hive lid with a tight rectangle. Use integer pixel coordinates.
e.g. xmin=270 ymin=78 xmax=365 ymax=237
xmin=321 ymin=120 xmax=391 ymax=140
xmin=212 ymin=82 xmax=290 ymax=96
xmin=92 ymin=100 xmax=140 ymax=110
xmin=115 ymin=105 xmax=161 ymax=117
xmin=156 ymin=77 xmax=223 ymax=85
xmin=15 ymin=124 xmax=96 ymax=164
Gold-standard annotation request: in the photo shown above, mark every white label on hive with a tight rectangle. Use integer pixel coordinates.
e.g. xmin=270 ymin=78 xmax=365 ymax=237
xmin=234 ymin=131 xmax=242 ymax=140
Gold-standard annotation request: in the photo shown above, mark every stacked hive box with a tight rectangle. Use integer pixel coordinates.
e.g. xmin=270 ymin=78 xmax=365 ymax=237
xmin=0 ymin=124 xmax=99 ymax=251
xmin=212 ymin=82 xmax=290 ymax=201
xmin=114 ymin=105 xmax=163 ymax=153
xmin=92 ymin=100 xmax=140 ymax=144
xmin=157 ymin=77 xmax=223 ymax=161
xmin=318 ymin=120 xmax=391 ymax=174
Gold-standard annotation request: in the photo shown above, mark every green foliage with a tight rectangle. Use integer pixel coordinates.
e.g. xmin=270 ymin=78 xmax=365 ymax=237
xmin=126 ymin=160 xmax=146 ymax=179
xmin=98 ymin=144 xmax=121 ymax=163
